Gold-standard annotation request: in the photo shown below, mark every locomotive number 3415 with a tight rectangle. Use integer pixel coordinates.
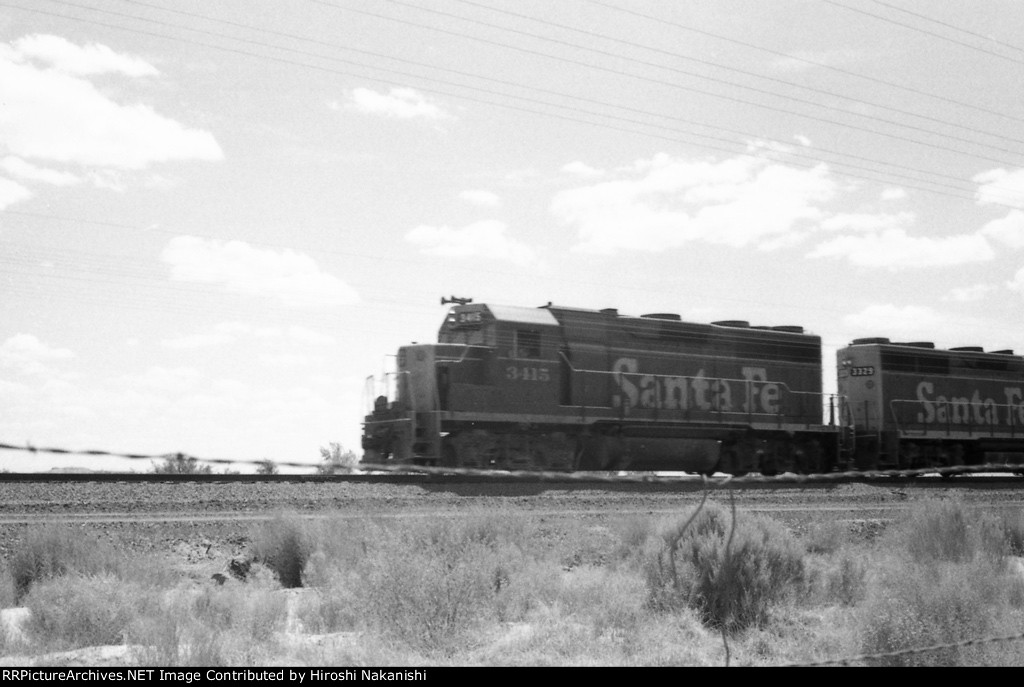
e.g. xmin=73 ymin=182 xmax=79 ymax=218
xmin=506 ymin=366 xmax=551 ymax=382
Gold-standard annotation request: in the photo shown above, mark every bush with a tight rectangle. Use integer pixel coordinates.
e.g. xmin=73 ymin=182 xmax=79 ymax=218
xmin=859 ymin=499 xmax=1024 ymax=666
xmin=256 ymin=459 xmax=279 ymax=476
xmin=9 ymin=525 xmax=122 ymax=602
xmin=251 ymin=514 xmax=312 ymax=588
xmin=356 ymin=518 xmax=516 ymax=654
xmin=859 ymin=558 xmax=1007 ymax=666
xmin=803 ymin=520 xmax=849 ymax=555
xmin=896 ymin=499 xmax=1007 ymax=565
xmin=644 ymin=502 xmax=806 ymax=634
xmin=1001 ymin=511 xmax=1024 ymax=557
xmin=803 ymin=549 xmax=867 ymax=607
xmin=23 ymin=573 xmax=151 ymax=651
xmin=151 ymin=454 xmax=213 ymax=475
xmin=318 ymin=443 xmax=358 ymax=474
xmin=130 ymin=584 xmax=287 ymax=666
xmin=0 ymin=564 xmax=17 ymax=609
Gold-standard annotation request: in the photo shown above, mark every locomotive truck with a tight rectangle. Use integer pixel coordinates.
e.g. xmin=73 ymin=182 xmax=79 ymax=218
xmin=361 ymin=300 xmax=1024 ymax=474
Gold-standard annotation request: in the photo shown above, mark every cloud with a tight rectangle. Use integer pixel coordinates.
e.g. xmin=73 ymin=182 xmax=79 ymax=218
xmin=880 ymin=187 xmax=906 ymax=201
xmin=842 ymin=304 xmax=945 ymax=341
xmin=973 ymin=168 xmax=1024 ymax=209
xmin=1 ymin=156 xmax=80 ymax=186
xmin=459 ymin=189 xmax=500 ymax=207
xmin=161 ymin=322 xmax=337 ymax=349
xmin=10 ymin=34 xmax=159 ymax=76
xmin=1009 ymin=267 xmax=1024 ymax=296
xmin=0 ymin=333 xmax=74 ymax=377
xmin=552 ymin=153 xmax=836 ymax=253
xmin=128 ymin=366 xmax=202 ymax=394
xmin=406 ymin=219 xmax=536 ymax=265
xmin=0 ymin=176 xmax=32 ymax=209
xmin=945 ymin=283 xmax=997 ymax=303
xmin=819 ymin=211 xmax=915 ymax=233
xmin=561 ymin=161 xmax=604 ymax=178
xmin=342 ymin=87 xmax=448 ymax=120
xmin=979 ymin=209 xmax=1024 ymax=249
xmin=808 ymin=229 xmax=994 ymax=268
xmin=0 ymin=35 xmax=222 ymax=170
xmin=161 ymin=236 xmax=360 ymax=308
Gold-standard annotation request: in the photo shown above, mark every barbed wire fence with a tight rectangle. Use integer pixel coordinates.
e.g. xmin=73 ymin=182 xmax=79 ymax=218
xmin=1 ymin=439 xmax=1023 ymax=666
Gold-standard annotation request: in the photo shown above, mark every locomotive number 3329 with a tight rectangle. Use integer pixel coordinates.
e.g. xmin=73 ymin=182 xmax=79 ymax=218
xmin=506 ymin=366 xmax=551 ymax=382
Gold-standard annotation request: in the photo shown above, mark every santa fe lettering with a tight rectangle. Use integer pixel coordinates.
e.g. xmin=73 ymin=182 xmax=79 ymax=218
xmin=915 ymin=382 xmax=1024 ymax=426
xmin=610 ymin=357 xmax=779 ymax=414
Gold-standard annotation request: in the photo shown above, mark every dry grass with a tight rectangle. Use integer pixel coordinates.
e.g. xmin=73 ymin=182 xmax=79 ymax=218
xmin=3 ymin=500 xmax=1024 ymax=666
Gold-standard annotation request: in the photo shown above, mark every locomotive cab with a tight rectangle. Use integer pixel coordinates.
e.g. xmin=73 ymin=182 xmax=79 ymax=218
xmin=363 ymin=303 xmax=566 ymax=466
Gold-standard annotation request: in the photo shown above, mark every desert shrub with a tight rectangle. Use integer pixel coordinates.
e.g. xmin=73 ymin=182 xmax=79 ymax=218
xmin=190 ymin=585 xmax=288 ymax=642
xmin=894 ymin=499 xmax=1008 ymax=565
xmin=251 ymin=513 xmax=313 ymax=588
xmin=255 ymin=459 xmax=278 ymax=475
xmin=22 ymin=573 xmax=151 ymax=650
xmin=291 ymin=587 xmax=361 ymax=634
xmin=558 ymin=566 xmax=646 ymax=644
xmin=0 ymin=564 xmax=17 ymax=609
xmin=859 ymin=557 xmax=1008 ymax=666
xmin=803 ymin=549 xmax=867 ymax=607
xmin=9 ymin=525 xmax=122 ymax=601
xmin=644 ymin=502 xmax=806 ymax=634
xmin=1001 ymin=511 xmax=1024 ymax=557
xmin=613 ymin=515 xmax=656 ymax=562
xmin=151 ymin=454 xmax=212 ymax=474
xmin=131 ymin=584 xmax=288 ymax=666
xmin=859 ymin=500 xmax=1024 ymax=666
xmin=803 ymin=520 xmax=849 ymax=555
xmin=492 ymin=555 xmax=562 ymax=624
xmin=356 ymin=518 xmax=519 ymax=654
xmin=318 ymin=443 xmax=358 ymax=474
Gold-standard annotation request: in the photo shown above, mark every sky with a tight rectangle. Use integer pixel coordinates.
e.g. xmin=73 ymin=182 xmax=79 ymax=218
xmin=2 ymin=0 xmax=1024 ymax=473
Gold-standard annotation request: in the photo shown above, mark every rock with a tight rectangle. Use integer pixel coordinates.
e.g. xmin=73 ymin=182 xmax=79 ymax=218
xmin=228 ymin=557 xmax=252 ymax=581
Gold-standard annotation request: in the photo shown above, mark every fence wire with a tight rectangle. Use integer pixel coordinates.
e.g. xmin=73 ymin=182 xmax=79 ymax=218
xmin=2 ymin=439 xmax=1022 ymax=481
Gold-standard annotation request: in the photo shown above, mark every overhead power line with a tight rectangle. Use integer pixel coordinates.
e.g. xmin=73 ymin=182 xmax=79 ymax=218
xmin=586 ymin=0 xmax=1024 ymax=124
xmin=868 ymin=0 xmax=1024 ymax=55
xmin=824 ymin=0 xmax=1024 ymax=66
xmin=8 ymin=0 xmax=1024 ymax=204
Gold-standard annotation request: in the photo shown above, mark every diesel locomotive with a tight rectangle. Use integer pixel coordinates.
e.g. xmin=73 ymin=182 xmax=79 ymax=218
xmin=361 ymin=300 xmax=1024 ymax=473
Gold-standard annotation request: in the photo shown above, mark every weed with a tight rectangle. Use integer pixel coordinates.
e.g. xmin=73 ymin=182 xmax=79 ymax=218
xmin=858 ymin=500 xmax=1024 ymax=666
xmin=644 ymin=502 xmax=806 ymax=634
xmin=0 ymin=564 xmax=17 ymax=609
xmin=356 ymin=518 xmax=515 ymax=654
xmin=894 ymin=499 xmax=1008 ymax=565
xmin=803 ymin=520 xmax=849 ymax=555
xmin=9 ymin=525 xmax=122 ymax=602
xmin=22 ymin=573 xmax=151 ymax=651
xmin=1001 ymin=511 xmax=1024 ymax=557
xmin=251 ymin=513 xmax=313 ymax=588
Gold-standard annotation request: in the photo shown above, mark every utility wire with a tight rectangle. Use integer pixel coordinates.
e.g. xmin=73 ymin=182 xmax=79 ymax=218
xmin=440 ymin=0 xmax=1024 ymax=149
xmin=824 ymin=0 xmax=1024 ymax=66
xmin=869 ymin=0 xmax=1024 ymax=55
xmin=13 ymin=0 xmax=1024 ymax=191
xmin=586 ymin=0 xmax=1024 ymax=124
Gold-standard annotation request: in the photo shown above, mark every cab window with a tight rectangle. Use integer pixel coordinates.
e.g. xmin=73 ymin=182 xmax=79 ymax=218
xmin=514 ymin=329 xmax=541 ymax=358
